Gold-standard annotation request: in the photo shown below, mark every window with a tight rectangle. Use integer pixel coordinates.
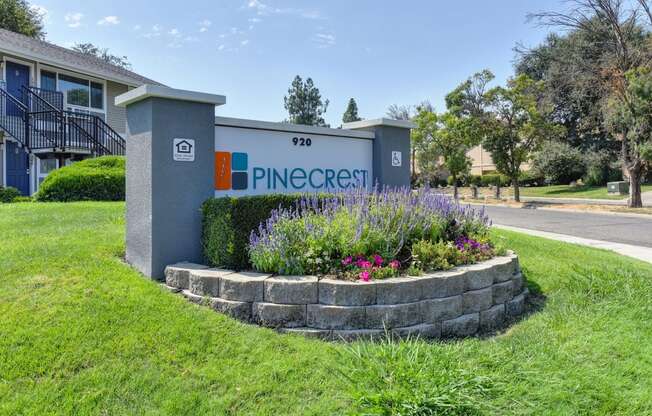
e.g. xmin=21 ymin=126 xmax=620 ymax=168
xmin=90 ymin=82 xmax=103 ymax=109
xmin=40 ymin=70 xmax=56 ymax=91
xmin=49 ymin=72 xmax=104 ymax=111
xmin=37 ymin=158 xmax=58 ymax=187
xmin=59 ymin=74 xmax=89 ymax=107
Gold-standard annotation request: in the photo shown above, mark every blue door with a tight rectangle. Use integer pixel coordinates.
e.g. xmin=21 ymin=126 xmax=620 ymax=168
xmin=5 ymin=141 xmax=30 ymax=195
xmin=5 ymin=61 xmax=29 ymax=115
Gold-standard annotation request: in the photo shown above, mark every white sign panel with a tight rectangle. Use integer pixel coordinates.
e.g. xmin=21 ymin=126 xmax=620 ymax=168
xmin=214 ymin=124 xmax=373 ymax=196
xmin=392 ymin=151 xmax=402 ymax=167
xmin=173 ymin=138 xmax=195 ymax=162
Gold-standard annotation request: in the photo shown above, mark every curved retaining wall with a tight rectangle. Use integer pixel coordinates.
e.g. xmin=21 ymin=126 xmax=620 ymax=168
xmin=164 ymin=252 xmax=527 ymax=341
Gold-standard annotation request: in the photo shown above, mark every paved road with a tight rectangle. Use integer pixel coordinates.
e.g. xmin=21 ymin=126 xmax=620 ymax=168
xmin=479 ymin=205 xmax=652 ymax=248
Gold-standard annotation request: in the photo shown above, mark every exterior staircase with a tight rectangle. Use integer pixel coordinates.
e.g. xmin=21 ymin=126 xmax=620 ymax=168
xmin=0 ymin=81 xmax=125 ymax=156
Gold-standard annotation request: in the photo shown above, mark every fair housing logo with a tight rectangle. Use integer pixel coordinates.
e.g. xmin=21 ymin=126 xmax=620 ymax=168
xmin=215 ymin=151 xmax=369 ymax=191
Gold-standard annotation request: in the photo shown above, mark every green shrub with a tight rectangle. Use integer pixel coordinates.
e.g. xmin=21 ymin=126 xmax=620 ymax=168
xmin=583 ymin=151 xmax=622 ymax=186
xmin=35 ymin=156 xmax=125 ymax=202
xmin=519 ymin=171 xmax=545 ymax=187
xmin=467 ymin=175 xmax=482 ymax=187
xmin=202 ymin=194 xmax=312 ymax=270
xmin=532 ymin=141 xmax=586 ymax=185
xmin=0 ymin=187 xmax=20 ymax=203
xmin=480 ymin=174 xmax=510 ymax=187
xmin=411 ymin=240 xmax=459 ymax=271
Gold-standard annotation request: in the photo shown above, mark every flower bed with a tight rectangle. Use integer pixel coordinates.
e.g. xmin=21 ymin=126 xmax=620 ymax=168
xmin=248 ymin=188 xmax=504 ymax=280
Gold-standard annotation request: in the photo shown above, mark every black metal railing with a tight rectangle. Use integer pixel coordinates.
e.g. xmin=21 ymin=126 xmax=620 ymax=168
xmin=0 ymin=83 xmax=125 ymax=156
xmin=63 ymin=111 xmax=125 ymax=156
xmin=0 ymin=81 xmax=29 ymax=147
xmin=28 ymin=86 xmax=63 ymax=110
xmin=20 ymin=86 xmax=64 ymax=150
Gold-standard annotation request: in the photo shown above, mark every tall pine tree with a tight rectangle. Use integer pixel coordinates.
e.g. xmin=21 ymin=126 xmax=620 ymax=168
xmin=342 ymin=98 xmax=361 ymax=123
xmin=283 ymin=75 xmax=329 ymax=126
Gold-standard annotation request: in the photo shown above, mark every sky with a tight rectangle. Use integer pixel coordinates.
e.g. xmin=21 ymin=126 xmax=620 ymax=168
xmin=31 ymin=0 xmax=560 ymax=126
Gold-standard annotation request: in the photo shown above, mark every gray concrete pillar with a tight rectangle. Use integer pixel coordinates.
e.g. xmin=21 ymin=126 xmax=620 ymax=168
xmin=116 ymin=85 xmax=226 ymax=280
xmin=343 ymin=118 xmax=414 ymax=188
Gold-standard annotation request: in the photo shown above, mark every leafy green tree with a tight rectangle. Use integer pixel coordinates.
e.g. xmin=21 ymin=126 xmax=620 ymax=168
xmin=530 ymin=0 xmax=652 ymax=206
xmin=284 ymin=75 xmax=329 ymax=126
xmin=72 ymin=43 xmax=132 ymax=70
xmin=414 ymin=111 xmax=478 ymax=198
xmin=342 ymin=98 xmax=361 ymax=123
xmin=0 ymin=0 xmax=45 ymax=39
xmin=483 ymin=75 xmax=565 ymax=201
xmin=445 ymin=69 xmax=494 ymax=118
xmin=604 ymin=67 xmax=652 ymax=206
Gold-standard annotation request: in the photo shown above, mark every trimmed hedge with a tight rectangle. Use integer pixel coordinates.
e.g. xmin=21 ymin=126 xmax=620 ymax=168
xmin=480 ymin=174 xmax=510 ymax=187
xmin=202 ymin=195 xmax=302 ymax=270
xmin=35 ymin=156 xmax=125 ymax=202
xmin=202 ymin=194 xmax=338 ymax=271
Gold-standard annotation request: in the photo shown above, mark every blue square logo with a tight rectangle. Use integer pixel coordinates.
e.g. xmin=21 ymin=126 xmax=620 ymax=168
xmin=232 ymin=152 xmax=248 ymax=171
xmin=232 ymin=172 xmax=248 ymax=190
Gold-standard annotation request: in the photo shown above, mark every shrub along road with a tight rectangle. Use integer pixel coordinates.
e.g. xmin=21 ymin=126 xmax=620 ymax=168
xmin=482 ymin=205 xmax=652 ymax=248
xmin=1 ymin=202 xmax=652 ymax=414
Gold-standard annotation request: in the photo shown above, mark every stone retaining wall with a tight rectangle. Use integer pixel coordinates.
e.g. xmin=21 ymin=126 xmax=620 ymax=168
xmin=164 ymin=252 xmax=527 ymax=341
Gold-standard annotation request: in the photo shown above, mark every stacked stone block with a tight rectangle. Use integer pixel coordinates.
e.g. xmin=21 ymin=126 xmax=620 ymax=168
xmin=164 ymin=252 xmax=528 ymax=341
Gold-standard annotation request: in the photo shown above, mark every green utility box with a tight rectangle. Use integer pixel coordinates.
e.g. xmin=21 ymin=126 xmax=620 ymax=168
xmin=607 ymin=181 xmax=629 ymax=195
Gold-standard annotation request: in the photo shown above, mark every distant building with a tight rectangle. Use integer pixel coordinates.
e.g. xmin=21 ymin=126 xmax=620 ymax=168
xmin=467 ymin=144 xmax=530 ymax=176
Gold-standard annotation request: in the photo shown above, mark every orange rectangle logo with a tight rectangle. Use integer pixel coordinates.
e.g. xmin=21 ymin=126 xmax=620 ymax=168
xmin=215 ymin=151 xmax=231 ymax=190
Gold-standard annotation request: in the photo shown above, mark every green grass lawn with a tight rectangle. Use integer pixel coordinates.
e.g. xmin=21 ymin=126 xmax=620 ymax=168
xmin=1 ymin=202 xmax=652 ymax=415
xmin=519 ymin=184 xmax=652 ymax=200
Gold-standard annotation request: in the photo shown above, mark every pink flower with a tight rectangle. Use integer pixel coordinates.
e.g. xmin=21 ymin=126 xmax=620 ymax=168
xmin=358 ymin=260 xmax=372 ymax=269
xmin=373 ymin=254 xmax=383 ymax=266
xmin=359 ymin=270 xmax=370 ymax=282
xmin=342 ymin=256 xmax=353 ymax=266
xmin=389 ymin=260 xmax=400 ymax=269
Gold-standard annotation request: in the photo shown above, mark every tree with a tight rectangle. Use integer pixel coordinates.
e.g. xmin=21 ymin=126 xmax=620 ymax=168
xmin=445 ymin=69 xmax=494 ymax=118
xmin=530 ymin=0 xmax=652 ymax=207
xmin=386 ymin=104 xmax=412 ymax=121
xmin=604 ymin=67 xmax=652 ymax=205
xmin=413 ymin=111 xmax=478 ymax=198
xmin=0 ymin=0 xmax=45 ymax=39
xmin=72 ymin=43 xmax=132 ymax=70
xmin=342 ymin=98 xmax=361 ymax=123
xmin=284 ymin=75 xmax=329 ymax=126
xmin=483 ymin=75 xmax=565 ymax=201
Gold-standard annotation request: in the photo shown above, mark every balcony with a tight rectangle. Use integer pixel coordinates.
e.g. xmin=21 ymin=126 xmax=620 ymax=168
xmin=0 ymin=83 xmax=125 ymax=156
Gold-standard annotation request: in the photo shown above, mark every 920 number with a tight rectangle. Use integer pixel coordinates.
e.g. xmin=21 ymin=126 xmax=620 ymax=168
xmin=292 ymin=137 xmax=312 ymax=146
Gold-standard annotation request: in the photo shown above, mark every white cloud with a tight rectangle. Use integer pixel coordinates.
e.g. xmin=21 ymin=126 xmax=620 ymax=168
xmin=199 ymin=19 xmax=212 ymax=32
xmin=218 ymin=44 xmax=225 ymax=51
xmin=248 ymin=17 xmax=262 ymax=24
xmin=313 ymin=33 xmax=336 ymax=48
xmin=30 ymin=5 xmax=49 ymax=23
xmin=168 ymin=28 xmax=180 ymax=36
xmin=133 ymin=24 xmax=141 ymax=31
xmin=143 ymin=24 xmax=162 ymax=38
xmin=241 ymin=39 xmax=250 ymax=46
xmin=65 ymin=12 xmax=83 ymax=28
xmin=246 ymin=0 xmax=322 ymax=20
xmin=97 ymin=15 xmax=120 ymax=26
